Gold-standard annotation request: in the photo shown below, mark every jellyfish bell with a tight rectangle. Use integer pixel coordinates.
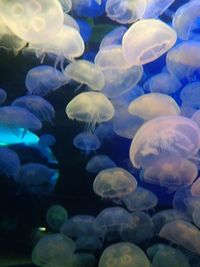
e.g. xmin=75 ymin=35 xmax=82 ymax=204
xmin=73 ymin=132 xmax=101 ymax=154
xmin=46 ymin=204 xmax=68 ymax=231
xmin=86 ymin=154 xmax=116 ymax=173
xmin=0 ymin=88 xmax=7 ymax=105
xmin=143 ymin=0 xmax=175 ymax=18
xmin=0 ymin=147 xmax=21 ymax=178
xmin=181 ymin=82 xmax=200 ymax=109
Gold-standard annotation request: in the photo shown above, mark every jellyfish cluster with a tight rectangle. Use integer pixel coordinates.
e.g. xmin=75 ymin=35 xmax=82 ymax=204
xmin=1 ymin=0 xmax=200 ymax=267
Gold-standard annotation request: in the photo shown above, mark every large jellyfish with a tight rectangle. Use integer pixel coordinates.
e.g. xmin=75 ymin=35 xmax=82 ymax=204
xmin=0 ymin=147 xmax=21 ymax=178
xmin=73 ymin=132 xmax=101 ymax=153
xmin=86 ymin=155 xmax=116 ymax=173
xmin=93 ymin=167 xmax=137 ymax=199
xmin=129 ymin=116 xmax=200 ymax=169
xmin=0 ymin=0 xmax=64 ymax=44
xmin=46 ymin=204 xmax=68 ymax=231
xmin=98 ymin=242 xmax=150 ymax=267
xmin=122 ymin=19 xmax=177 ymax=66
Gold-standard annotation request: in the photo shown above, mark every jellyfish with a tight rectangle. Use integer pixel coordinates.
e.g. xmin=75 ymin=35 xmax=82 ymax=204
xmin=120 ymin=187 xmax=158 ymax=212
xmin=128 ymin=93 xmax=180 ymax=121
xmin=86 ymin=155 xmax=116 ymax=173
xmin=73 ymin=132 xmax=101 ymax=154
xmin=0 ymin=0 xmax=64 ymax=44
xmin=93 ymin=167 xmax=137 ymax=199
xmin=66 ymin=253 xmax=96 ymax=267
xmin=46 ymin=204 xmax=68 ymax=231
xmin=172 ymin=1 xmax=200 ymax=41
xmin=146 ymin=243 xmax=170 ymax=261
xmin=12 ymin=95 xmax=55 ymax=124
xmin=129 ymin=116 xmax=200 ymax=169
xmin=0 ymin=88 xmax=7 ymax=105
xmin=181 ymin=82 xmax=200 ymax=109
xmin=75 ymin=235 xmax=102 ymax=252
xmin=0 ymin=106 xmax=42 ymax=132
xmin=191 ymin=177 xmax=200 ymax=197
xmin=59 ymin=0 xmax=72 ymax=13
xmin=0 ymin=147 xmax=21 ymax=178
xmin=39 ymin=134 xmax=56 ymax=148
xmin=25 ymin=65 xmax=68 ymax=96
xmin=181 ymin=103 xmax=197 ymax=118
xmin=64 ymin=13 xmax=80 ymax=31
xmin=122 ymin=19 xmax=177 ymax=66
xmin=66 ymin=92 xmax=114 ymax=131
xmin=94 ymin=121 xmax=115 ymax=143
xmin=159 ymin=220 xmax=200 ymax=254
xmin=72 ymin=0 xmax=106 ymax=17
xmin=192 ymin=205 xmax=200 ymax=228
xmin=98 ymin=242 xmax=150 ymax=267
xmin=143 ymin=0 xmax=175 ymax=18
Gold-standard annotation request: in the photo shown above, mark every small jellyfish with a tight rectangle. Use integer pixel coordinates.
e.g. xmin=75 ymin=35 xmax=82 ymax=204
xmin=94 ymin=121 xmax=115 ymax=143
xmin=191 ymin=177 xmax=200 ymax=197
xmin=122 ymin=19 xmax=177 ymax=66
xmin=86 ymin=155 xmax=116 ymax=173
xmin=46 ymin=204 xmax=68 ymax=231
xmin=39 ymin=134 xmax=56 ymax=148
xmin=59 ymin=0 xmax=72 ymax=13
xmin=121 ymin=187 xmax=158 ymax=212
xmin=192 ymin=205 xmax=200 ymax=228
xmin=93 ymin=167 xmax=137 ymax=199
xmin=75 ymin=235 xmax=102 ymax=252
xmin=143 ymin=0 xmax=175 ymax=18
xmin=66 ymin=253 xmax=96 ymax=267
xmin=146 ymin=243 xmax=170 ymax=261
xmin=0 ymin=0 xmax=64 ymax=44
xmin=192 ymin=110 xmax=200 ymax=128
xmin=12 ymin=95 xmax=55 ymax=124
xmin=72 ymin=0 xmax=106 ymax=17
xmin=99 ymin=26 xmax=127 ymax=49
xmin=181 ymin=82 xmax=200 ymax=109
xmin=0 ymin=147 xmax=21 ymax=178
xmin=73 ymin=132 xmax=101 ymax=154
xmin=98 ymin=242 xmax=150 ymax=267
xmin=0 ymin=88 xmax=7 ymax=105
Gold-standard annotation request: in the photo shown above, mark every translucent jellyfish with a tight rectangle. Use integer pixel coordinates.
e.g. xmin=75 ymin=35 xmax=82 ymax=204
xmin=46 ymin=204 xmax=68 ymax=231
xmin=60 ymin=215 xmax=96 ymax=238
xmin=143 ymin=0 xmax=175 ymax=18
xmin=122 ymin=19 xmax=177 ymax=66
xmin=146 ymin=243 xmax=170 ymax=261
xmin=73 ymin=132 xmax=100 ymax=153
xmin=129 ymin=116 xmax=200 ymax=169
xmin=0 ymin=147 xmax=21 ymax=178
xmin=32 ymin=233 xmax=75 ymax=266
xmin=75 ymin=235 xmax=102 ymax=252
xmin=72 ymin=0 xmax=106 ymax=17
xmin=120 ymin=212 xmax=155 ymax=244
xmin=64 ymin=60 xmax=105 ymax=91
xmin=106 ymin=0 xmax=147 ymax=24
xmin=159 ymin=220 xmax=200 ymax=254
xmin=192 ymin=205 xmax=200 ymax=228
xmin=64 ymin=14 xmax=79 ymax=31
xmin=172 ymin=1 xmax=200 ymax=41
xmin=0 ymin=106 xmax=42 ymax=132
xmin=191 ymin=177 xmax=200 ymax=197
xmin=93 ymin=167 xmax=137 ymax=199
xmin=166 ymin=41 xmax=200 ymax=81
xmin=59 ymin=0 xmax=72 ymax=13
xmin=181 ymin=82 xmax=200 ymax=109
xmin=12 ymin=95 xmax=55 ymax=124
xmin=192 ymin=110 xmax=200 ymax=128
xmin=128 ymin=93 xmax=180 ymax=121
xmin=93 ymin=207 xmax=133 ymax=240
xmin=66 ymin=92 xmax=114 ymax=126
xmin=0 ymin=88 xmax=7 ymax=105
xmin=0 ymin=0 xmax=64 ymax=44
xmin=152 ymin=246 xmax=190 ymax=267
xmin=152 ymin=209 xmax=190 ymax=234
xmin=86 ymin=155 xmax=116 ymax=173
xmin=98 ymin=242 xmax=150 ymax=267
xmin=25 ymin=65 xmax=68 ymax=96
xmin=94 ymin=121 xmax=115 ymax=143
xmin=141 ymin=155 xmax=198 ymax=191
xmin=121 ymin=187 xmax=158 ymax=212
xmin=39 ymin=134 xmax=56 ymax=148
xmin=181 ymin=103 xmax=197 ymax=118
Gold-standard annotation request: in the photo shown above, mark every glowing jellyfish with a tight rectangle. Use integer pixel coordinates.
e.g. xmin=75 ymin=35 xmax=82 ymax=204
xmin=121 ymin=187 xmax=158 ymax=212
xmin=32 ymin=233 xmax=75 ymax=266
xmin=86 ymin=155 xmax=116 ymax=173
xmin=25 ymin=65 xmax=68 ymax=96
xmin=144 ymin=0 xmax=175 ymax=18
xmin=166 ymin=41 xmax=200 ymax=81
xmin=66 ymin=92 xmax=114 ymax=126
xmin=191 ymin=177 xmax=200 ymax=197
xmin=12 ymin=95 xmax=55 ymax=124
xmin=64 ymin=60 xmax=105 ymax=91
xmin=141 ymin=155 xmax=198 ymax=191
xmin=120 ymin=212 xmax=155 ymax=244
xmin=172 ymin=1 xmax=200 ymax=41
xmin=122 ymin=19 xmax=177 ymax=66
xmin=0 ymin=0 xmax=64 ymax=44
xmin=181 ymin=82 xmax=200 ymax=109
xmin=159 ymin=220 xmax=200 ymax=254
xmin=129 ymin=116 xmax=200 ymax=169
xmin=0 ymin=88 xmax=7 ymax=105
xmin=93 ymin=167 xmax=137 ymax=199
xmin=0 ymin=147 xmax=21 ymax=178
xmin=99 ymin=26 xmax=127 ymax=49
xmin=128 ymin=93 xmax=180 ymax=121
xmin=106 ymin=0 xmax=147 ymax=24
xmin=46 ymin=204 xmax=68 ymax=231
xmin=0 ymin=106 xmax=42 ymax=132
xmin=73 ymin=132 xmax=100 ymax=154
xmin=75 ymin=235 xmax=103 ymax=252
xmin=99 ymin=242 xmax=150 ymax=267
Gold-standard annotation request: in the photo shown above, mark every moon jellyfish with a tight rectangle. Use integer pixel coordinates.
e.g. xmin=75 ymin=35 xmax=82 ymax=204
xmin=0 ymin=88 xmax=7 ymax=105
xmin=106 ymin=0 xmax=147 ymax=24
xmin=144 ymin=0 xmax=175 ymax=18
xmin=26 ymin=65 xmax=68 ymax=96
xmin=93 ymin=167 xmax=137 ymax=199
xmin=86 ymin=155 xmax=116 ymax=173
xmin=72 ymin=0 xmax=106 ymax=17
xmin=66 ymin=253 xmax=96 ymax=267
xmin=192 ymin=205 xmax=200 ymax=228
xmin=128 ymin=93 xmax=180 ymax=121
xmin=166 ymin=41 xmax=200 ymax=81
xmin=59 ymin=0 xmax=72 ymax=13
xmin=73 ymin=132 xmax=101 ymax=153
xmin=121 ymin=187 xmax=158 ymax=212
xmin=94 ymin=121 xmax=115 ymax=143
xmin=99 ymin=242 xmax=150 ymax=267
xmin=39 ymin=134 xmax=56 ymax=148
xmin=191 ymin=177 xmax=200 ymax=197
xmin=32 ymin=233 xmax=75 ymax=266
xmin=12 ymin=95 xmax=55 ymax=124
xmin=147 ymin=244 xmax=171 ymax=261
xmin=0 ymin=106 xmax=42 ymax=132
xmin=192 ymin=110 xmax=200 ymax=128
xmin=0 ymin=0 xmax=64 ymax=44
xmin=66 ymin=92 xmax=114 ymax=129
xmin=159 ymin=220 xmax=200 ymax=254
xmin=75 ymin=235 xmax=102 ymax=252
xmin=129 ymin=116 xmax=200 ymax=169
xmin=46 ymin=204 xmax=68 ymax=231
xmin=181 ymin=82 xmax=200 ymax=109
xmin=0 ymin=147 xmax=21 ymax=178
xmin=64 ymin=14 xmax=79 ymax=31
xmin=122 ymin=19 xmax=177 ymax=66
xmin=120 ymin=212 xmax=155 ymax=244
xmin=172 ymin=1 xmax=200 ymax=41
